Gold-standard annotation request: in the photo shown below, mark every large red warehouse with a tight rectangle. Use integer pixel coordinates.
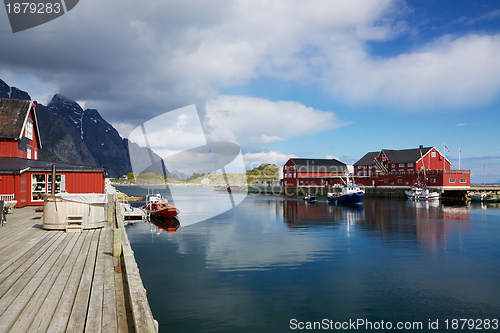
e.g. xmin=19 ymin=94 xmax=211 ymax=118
xmin=353 ymin=146 xmax=470 ymax=189
xmin=0 ymin=98 xmax=105 ymax=208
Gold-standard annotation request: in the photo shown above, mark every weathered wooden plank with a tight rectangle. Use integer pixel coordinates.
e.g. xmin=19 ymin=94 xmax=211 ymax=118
xmin=7 ymin=232 xmax=81 ymax=332
xmin=0 ymin=231 xmax=58 ymax=286
xmin=43 ymin=230 xmax=96 ymax=333
xmin=0 ymin=209 xmax=42 ymax=241
xmin=102 ymin=226 xmax=118 ymax=333
xmin=0 ymin=230 xmax=73 ymax=332
xmin=0 ymin=228 xmax=53 ymax=269
xmin=65 ymin=228 xmax=101 ymax=333
xmin=118 ymin=208 xmax=158 ymax=333
xmin=84 ymin=226 xmax=108 ymax=333
xmin=114 ymin=258 xmax=132 ymax=333
xmin=0 ymin=231 xmax=65 ymax=301
xmin=0 ymin=213 xmax=43 ymax=257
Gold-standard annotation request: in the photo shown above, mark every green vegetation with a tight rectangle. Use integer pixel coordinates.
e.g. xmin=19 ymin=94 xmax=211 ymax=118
xmin=245 ymin=163 xmax=279 ymax=185
xmin=110 ymin=163 xmax=280 ymax=186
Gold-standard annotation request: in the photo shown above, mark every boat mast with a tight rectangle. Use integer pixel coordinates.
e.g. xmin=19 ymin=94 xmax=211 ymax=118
xmin=420 ymin=148 xmax=426 ymax=185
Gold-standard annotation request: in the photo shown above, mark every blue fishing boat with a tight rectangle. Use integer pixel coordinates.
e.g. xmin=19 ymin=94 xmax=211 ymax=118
xmin=327 ymin=175 xmax=364 ymax=205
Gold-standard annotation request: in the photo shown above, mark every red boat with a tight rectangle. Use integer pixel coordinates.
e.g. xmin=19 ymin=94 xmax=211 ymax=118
xmin=150 ymin=216 xmax=180 ymax=233
xmin=143 ymin=194 xmax=180 ymax=219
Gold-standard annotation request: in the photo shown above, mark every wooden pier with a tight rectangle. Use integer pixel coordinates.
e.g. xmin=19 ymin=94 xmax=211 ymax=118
xmin=0 ymin=202 xmax=157 ymax=332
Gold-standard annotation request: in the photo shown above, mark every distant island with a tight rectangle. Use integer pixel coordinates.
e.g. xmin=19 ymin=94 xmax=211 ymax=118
xmin=110 ymin=163 xmax=280 ymax=186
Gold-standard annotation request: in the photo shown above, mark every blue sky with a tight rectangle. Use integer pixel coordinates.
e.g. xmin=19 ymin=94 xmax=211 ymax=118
xmin=1 ymin=0 xmax=500 ymax=182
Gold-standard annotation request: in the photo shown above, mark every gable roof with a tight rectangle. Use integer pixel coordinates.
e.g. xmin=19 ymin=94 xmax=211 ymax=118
xmin=353 ymin=152 xmax=379 ymax=166
xmin=386 ymin=147 xmax=433 ymax=164
xmin=0 ymin=98 xmax=42 ymax=147
xmin=355 ymin=147 xmax=435 ymax=166
xmin=288 ymin=158 xmax=347 ymax=173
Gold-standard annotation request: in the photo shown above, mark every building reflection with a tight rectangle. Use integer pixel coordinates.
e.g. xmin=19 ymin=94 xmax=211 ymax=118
xmin=283 ymin=199 xmax=365 ymax=229
xmin=282 ymin=199 xmax=471 ymax=251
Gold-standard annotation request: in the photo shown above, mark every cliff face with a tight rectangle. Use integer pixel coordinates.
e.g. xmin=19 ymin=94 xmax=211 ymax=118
xmin=35 ymin=103 xmax=97 ymax=166
xmin=0 ymin=79 xmax=132 ymax=178
xmin=47 ymin=95 xmax=132 ymax=177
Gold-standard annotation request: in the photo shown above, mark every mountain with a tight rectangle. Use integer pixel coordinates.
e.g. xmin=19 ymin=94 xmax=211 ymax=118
xmin=36 ymin=103 xmax=97 ymax=166
xmin=47 ymin=95 xmax=132 ymax=177
xmin=0 ymin=79 xmax=132 ymax=178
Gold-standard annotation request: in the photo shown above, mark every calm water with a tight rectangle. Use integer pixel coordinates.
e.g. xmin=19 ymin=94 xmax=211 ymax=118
xmin=118 ymin=186 xmax=500 ymax=333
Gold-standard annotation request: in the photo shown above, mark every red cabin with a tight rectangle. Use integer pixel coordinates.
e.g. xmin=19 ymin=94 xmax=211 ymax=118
xmin=0 ymin=98 xmax=105 ymax=208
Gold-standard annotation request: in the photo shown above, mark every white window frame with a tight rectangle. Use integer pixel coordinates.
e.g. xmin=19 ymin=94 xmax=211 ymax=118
xmin=27 ymin=145 xmax=32 ymax=159
xmin=460 ymin=178 xmax=467 ymax=183
xmin=25 ymin=118 xmax=33 ymax=140
xmin=449 ymin=178 xmax=456 ymax=183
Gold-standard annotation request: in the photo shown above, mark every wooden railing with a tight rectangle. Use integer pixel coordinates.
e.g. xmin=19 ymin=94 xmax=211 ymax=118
xmin=0 ymin=194 xmax=15 ymax=201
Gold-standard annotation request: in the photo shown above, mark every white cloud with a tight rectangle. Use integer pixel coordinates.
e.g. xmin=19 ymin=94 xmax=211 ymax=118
xmin=205 ymin=95 xmax=341 ymax=146
xmin=243 ymin=151 xmax=296 ymax=170
xmin=331 ymin=34 xmax=500 ymax=110
xmin=3 ymin=0 xmax=500 ymax=127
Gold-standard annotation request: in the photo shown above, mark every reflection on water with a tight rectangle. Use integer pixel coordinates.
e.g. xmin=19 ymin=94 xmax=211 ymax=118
xmin=118 ymin=187 xmax=500 ymax=333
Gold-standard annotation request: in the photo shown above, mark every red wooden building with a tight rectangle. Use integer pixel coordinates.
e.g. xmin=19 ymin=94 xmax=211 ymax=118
xmin=353 ymin=146 xmax=470 ymax=189
xmin=0 ymin=98 xmax=105 ymax=208
xmin=283 ymin=158 xmax=347 ymax=187
xmin=0 ymin=98 xmax=41 ymax=160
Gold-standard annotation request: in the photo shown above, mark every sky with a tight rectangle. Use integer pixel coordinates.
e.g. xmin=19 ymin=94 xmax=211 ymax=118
xmin=1 ymin=0 xmax=500 ymax=183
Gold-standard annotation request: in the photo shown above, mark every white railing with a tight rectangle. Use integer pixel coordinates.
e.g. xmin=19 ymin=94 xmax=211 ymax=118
xmin=0 ymin=194 xmax=15 ymax=201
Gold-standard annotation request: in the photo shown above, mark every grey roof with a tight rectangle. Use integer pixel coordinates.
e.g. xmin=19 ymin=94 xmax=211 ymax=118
xmin=0 ymin=98 xmax=42 ymax=148
xmin=288 ymin=158 xmax=347 ymax=173
xmin=0 ymin=157 xmax=105 ymax=174
xmin=0 ymin=98 xmax=32 ymax=138
xmin=353 ymin=152 xmax=379 ymax=166
xmin=354 ymin=147 xmax=434 ymax=166
xmin=383 ymin=147 xmax=433 ymax=164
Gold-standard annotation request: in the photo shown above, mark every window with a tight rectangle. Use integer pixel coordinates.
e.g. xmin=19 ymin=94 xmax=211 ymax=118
xmin=293 ymin=173 xmax=296 ymax=178
xmin=449 ymin=178 xmax=456 ymax=183
xmin=431 ymin=152 xmax=436 ymax=157
xmin=397 ymin=179 xmax=402 ymax=183
xmin=399 ymin=163 xmax=405 ymax=167
xmin=32 ymin=174 xmax=46 ymax=201
xmin=391 ymin=164 xmax=395 ymax=168
xmin=460 ymin=178 xmax=467 ymax=183
xmin=407 ymin=163 xmax=413 ymax=167
xmin=27 ymin=145 xmax=32 ymax=159
xmin=34 ymin=148 xmax=38 ymax=160
xmin=25 ymin=119 xmax=33 ymax=140
xmin=430 ymin=178 xmax=436 ymax=183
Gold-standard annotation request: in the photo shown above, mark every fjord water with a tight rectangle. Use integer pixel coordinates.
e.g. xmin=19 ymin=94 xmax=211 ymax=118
xmin=118 ymin=186 xmax=500 ymax=332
